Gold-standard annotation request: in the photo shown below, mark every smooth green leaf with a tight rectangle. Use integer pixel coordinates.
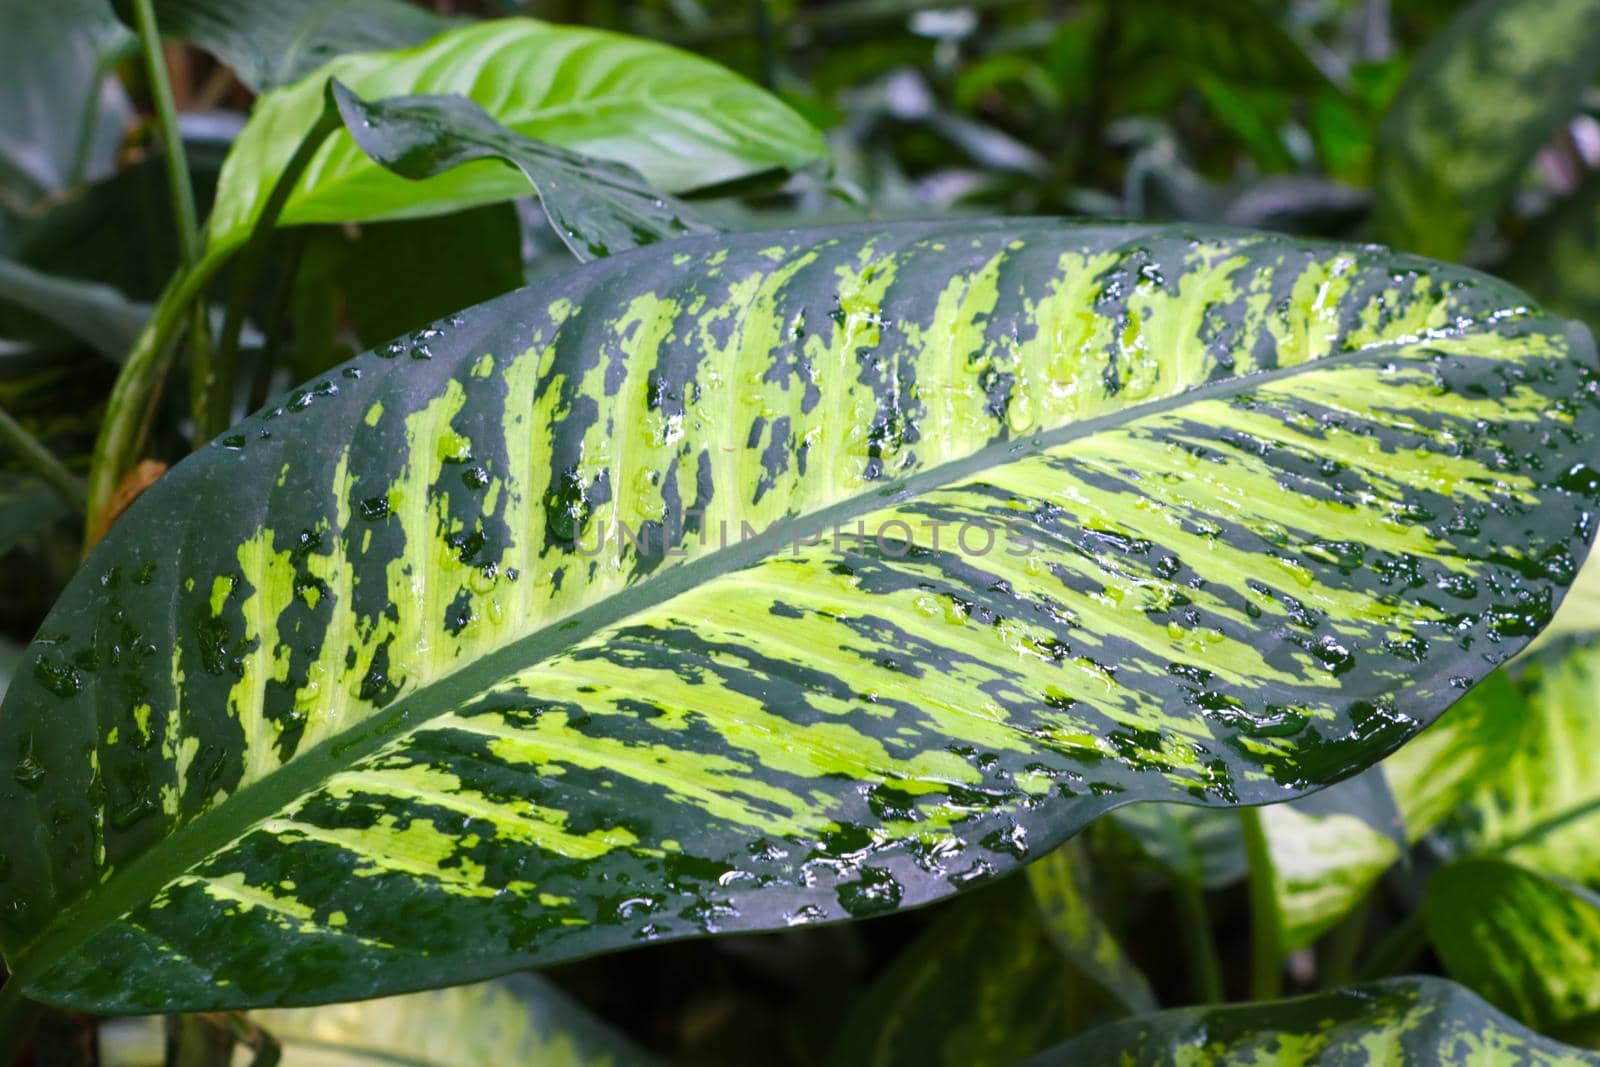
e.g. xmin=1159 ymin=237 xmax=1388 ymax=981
xmin=1437 ymin=635 xmax=1600 ymax=882
xmin=117 ymin=0 xmax=456 ymax=92
xmin=1 ymin=221 xmax=1596 ymax=1013
xmin=0 ymin=640 xmax=20 ymax=704
xmin=0 ymin=257 xmax=149 ymax=362
xmin=330 ymin=81 xmax=718 ymax=263
xmin=1105 ymin=804 xmax=1246 ymax=890
xmin=1025 ymin=976 xmax=1600 ymax=1065
xmin=831 ymin=880 xmax=1076 ymax=1067
xmin=0 ymin=0 xmax=133 ymax=207
xmin=1026 ymin=839 xmax=1156 ymax=1014
xmin=1260 ymin=671 xmax=1527 ymax=948
xmin=206 ymin=18 xmax=826 ymax=258
xmin=1428 ymin=858 xmax=1600 ymax=1036
xmin=1374 ymin=0 xmax=1600 ymax=260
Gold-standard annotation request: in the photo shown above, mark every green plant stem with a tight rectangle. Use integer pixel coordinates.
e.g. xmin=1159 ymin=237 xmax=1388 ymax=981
xmin=0 ymin=980 xmax=43 ymax=1065
xmin=1239 ymin=806 xmax=1283 ymax=1000
xmin=203 ymin=102 xmax=342 ymax=442
xmin=85 ymin=255 xmax=225 ymax=541
xmin=130 ymin=0 xmax=200 ymax=267
xmin=1320 ymin=896 xmax=1371 ymax=988
xmin=1173 ymin=876 xmax=1224 ymax=1004
xmin=0 ymin=406 xmax=88 ymax=514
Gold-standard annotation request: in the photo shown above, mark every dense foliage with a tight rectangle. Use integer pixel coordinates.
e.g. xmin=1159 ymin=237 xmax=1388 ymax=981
xmin=4 ymin=1 xmax=1600 ymax=1064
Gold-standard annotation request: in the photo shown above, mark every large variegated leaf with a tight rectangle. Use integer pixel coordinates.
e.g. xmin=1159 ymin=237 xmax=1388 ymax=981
xmin=1436 ymin=636 xmax=1600 ymax=883
xmin=1374 ymin=0 xmax=1600 ymax=260
xmin=1259 ymin=671 xmax=1526 ymax=948
xmin=205 ymin=18 xmax=825 ymax=257
xmin=1427 ymin=858 xmax=1600 ymax=1036
xmin=0 ymin=221 xmax=1597 ymax=1014
xmin=1024 ymin=977 xmax=1600 ymax=1065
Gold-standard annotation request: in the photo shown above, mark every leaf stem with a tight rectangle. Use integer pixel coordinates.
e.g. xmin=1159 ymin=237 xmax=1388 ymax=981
xmin=1239 ymin=806 xmax=1283 ymax=1000
xmin=0 ymin=405 xmax=88 ymax=514
xmin=203 ymin=99 xmax=341 ymax=441
xmin=0 ymin=980 xmax=42 ymax=1065
xmin=85 ymin=255 xmax=226 ymax=543
xmin=1173 ymin=876 xmax=1224 ymax=1003
xmin=130 ymin=0 xmax=200 ymax=267
xmin=1320 ymin=896 xmax=1371 ymax=988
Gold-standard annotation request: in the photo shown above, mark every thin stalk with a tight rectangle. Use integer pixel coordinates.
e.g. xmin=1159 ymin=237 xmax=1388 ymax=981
xmin=130 ymin=0 xmax=199 ymax=266
xmin=0 ymin=406 xmax=88 ymax=514
xmin=85 ymin=255 xmax=225 ymax=543
xmin=203 ymin=104 xmax=341 ymax=441
xmin=1173 ymin=876 xmax=1224 ymax=1003
xmin=1239 ymin=806 xmax=1283 ymax=1000
xmin=1320 ymin=896 xmax=1371 ymax=988
xmin=0 ymin=980 xmax=42 ymax=1065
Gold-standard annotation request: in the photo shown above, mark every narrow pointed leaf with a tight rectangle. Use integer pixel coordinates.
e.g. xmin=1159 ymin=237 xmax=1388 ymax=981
xmin=330 ymin=81 xmax=717 ymax=263
xmin=113 ymin=0 xmax=457 ymax=92
xmin=1026 ymin=840 xmax=1156 ymax=1014
xmin=1428 ymin=858 xmax=1600 ymax=1035
xmin=1 ymin=221 xmax=1597 ymax=1013
xmin=1024 ymin=977 xmax=1600 ymax=1065
xmin=1374 ymin=0 xmax=1600 ymax=260
xmin=0 ymin=256 xmax=149 ymax=362
xmin=206 ymin=19 xmax=826 ymax=257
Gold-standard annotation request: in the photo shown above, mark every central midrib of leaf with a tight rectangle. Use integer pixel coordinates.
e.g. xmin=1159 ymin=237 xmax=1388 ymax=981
xmin=3 ymin=327 xmax=1485 ymax=993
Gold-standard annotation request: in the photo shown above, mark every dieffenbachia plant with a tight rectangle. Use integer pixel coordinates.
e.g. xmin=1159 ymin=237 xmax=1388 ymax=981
xmin=1025 ymin=976 xmax=1600 ymax=1065
xmin=0 ymin=220 xmax=1596 ymax=1020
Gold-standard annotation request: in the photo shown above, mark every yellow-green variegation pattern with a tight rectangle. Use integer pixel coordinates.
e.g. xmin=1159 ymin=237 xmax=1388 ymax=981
xmin=1025 ymin=976 xmax=1600 ymax=1066
xmin=1 ymin=220 xmax=1597 ymax=1012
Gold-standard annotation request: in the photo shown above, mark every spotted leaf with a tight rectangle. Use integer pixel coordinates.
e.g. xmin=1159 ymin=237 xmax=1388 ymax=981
xmin=1024 ymin=976 xmax=1600 ymax=1065
xmin=0 ymin=220 xmax=1596 ymax=1014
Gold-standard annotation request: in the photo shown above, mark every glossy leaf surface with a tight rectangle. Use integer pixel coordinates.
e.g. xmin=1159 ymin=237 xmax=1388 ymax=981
xmin=1428 ymin=858 xmax=1600 ymax=1035
xmin=331 ymin=81 xmax=716 ymax=263
xmin=1 ymin=220 xmax=1596 ymax=1012
xmin=1374 ymin=0 xmax=1600 ymax=260
xmin=1025 ymin=977 xmax=1600 ymax=1065
xmin=206 ymin=19 xmax=826 ymax=255
xmin=119 ymin=0 xmax=456 ymax=92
